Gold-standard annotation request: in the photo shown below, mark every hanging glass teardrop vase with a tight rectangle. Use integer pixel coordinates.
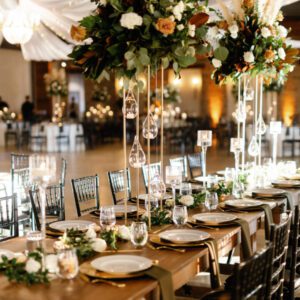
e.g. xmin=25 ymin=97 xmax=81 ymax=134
xmin=142 ymin=113 xmax=158 ymax=139
xmin=256 ymin=116 xmax=267 ymax=135
xmin=122 ymin=89 xmax=138 ymax=119
xmin=149 ymin=173 xmax=166 ymax=200
xmin=128 ymin=136 xmax=146 ymax=168
xmin=248 ymin=136 xmax=259 ymax=157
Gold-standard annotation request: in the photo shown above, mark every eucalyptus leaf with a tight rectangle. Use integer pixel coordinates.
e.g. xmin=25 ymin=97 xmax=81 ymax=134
xmin=214 ymin=46 xmax=229 ymax=61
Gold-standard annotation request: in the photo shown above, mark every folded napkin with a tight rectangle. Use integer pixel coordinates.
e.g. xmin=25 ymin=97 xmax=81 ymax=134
xmin=144 ymin=265 xmax=175 ymax=300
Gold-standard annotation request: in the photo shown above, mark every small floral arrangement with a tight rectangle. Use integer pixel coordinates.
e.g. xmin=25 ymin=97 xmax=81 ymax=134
xmin=100 ymin=225 xmax=131 ymax=250
xmin=54 ymin=227 xmax=107 ymax=260
xmin=141 ymin=208 xmax=172 ymax=226
xmin=206 ymin=0 xmax=299 ymax=84
xmin=210 ymin=181 xmax=233 ymax=200
xmin=44 ymin=68 xmax=68 ymax=97
xmin=69 ymin=0 xmax=209 ymax=84
xmin=0 ymin=107 xmax=17 ymax=122
xmin=175 ymin=192 xmax=206 ymax=208
xmin=0 ymin=250 xmax=49 ymax=285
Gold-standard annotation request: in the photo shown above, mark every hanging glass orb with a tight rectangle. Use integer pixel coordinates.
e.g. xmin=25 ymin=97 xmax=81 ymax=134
xmin=235 ymin=102 xmax=246 ymax=123
xmin=142 ymin=113 xmax=158 ymax=139
xmin=244 ymin=88 xmax=254 ymax=101
xmin=122 ymin=89 xmax=138 ymax=119
xmin=256 ymin=116 xmax=267 ymax=135
xmin=128 ymin=136 xmax=146 ymax=168
xmin=2 ymin=6 xmax=36 ymax=45
xmin=248 ymin=136 xmax=259 ymax=157
xmin=149 ymin=173 xmax=166 ymax=200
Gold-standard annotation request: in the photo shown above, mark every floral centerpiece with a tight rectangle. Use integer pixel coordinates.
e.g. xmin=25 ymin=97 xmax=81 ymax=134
xmin=44 ymin=68 xmax=68 ymax=97
xmin=69 ymin=0 xmax=209 ymax=84
xmin=206 ymin=0 xmax=299 ymax=84
xmin=0 ymin=107 xmax=17 ymax=122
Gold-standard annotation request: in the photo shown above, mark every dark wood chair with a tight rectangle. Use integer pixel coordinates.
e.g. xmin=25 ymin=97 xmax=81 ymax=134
xmin=141 ymin=162 xmax=161 ymax=193
xmin=108 ymin=169 xmax=132 ymax=204
xmin=56 ymin=125 xmax=70 ymax=152
xmin=169 ymin=156 xmax=189 ymax=181
xmin=71 ymin=175 xmax=100 ymax=217
xmin=29 ymin=184 xmax=65 ymax=231
xmin=0 ymin=194 xmax=18 ymax=241
xmin=187 ymin=153 xmax=203 ymax=179
xmin=5 ymin=122 xmax=18 ymax=148
xmin=201 ymin=245 xmax=273 ymax=300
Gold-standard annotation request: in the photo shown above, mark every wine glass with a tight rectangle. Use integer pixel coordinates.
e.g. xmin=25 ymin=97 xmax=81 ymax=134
xmin=57 ymin=249 xmax=79 ymax=279
xmin=165 ymin=166 xmax=182 ymax=203
xmin=205 ymin=192 xmax=218 ymax=211
xmin=99 ymin=206 xmax=116 ymax=229
xmin=130 ymin=221 xmax=148 ymax=248
xmin=180 ymin=182 xmax=192 ymax=196
xmin=230 ymin=138 xmax=244 ymax=175
xmin=172 ymin=205 xmax=188 ymax=226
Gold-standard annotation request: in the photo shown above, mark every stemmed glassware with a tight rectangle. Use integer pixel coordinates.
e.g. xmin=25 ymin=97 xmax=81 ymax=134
xmin=130 ymin=221 xmax=148 ymax=248
xmin=99 ymin=206 xmax=116 ymax=229
xmin=165 ymin=166 xmax=182 ymax=205
xmin=172 ymin=205 xmax=188 ymax=226
xmin=197 ymin=130 xmax=212 ymax=190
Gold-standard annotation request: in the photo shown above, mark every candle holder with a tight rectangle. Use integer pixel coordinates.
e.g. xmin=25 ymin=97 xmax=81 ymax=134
xmin=165 ymin=166 xmax=182 ymax=205
xmin=270 ymin=121 xmax=282 ymax=166
xmin=197 ymin=130 xmax=212 ymax=190
xmin=230 ymin=138 xmax=244 ymax=176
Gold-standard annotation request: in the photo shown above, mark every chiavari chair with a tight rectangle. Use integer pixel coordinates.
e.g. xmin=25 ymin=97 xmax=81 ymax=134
xmin=141 ymin=162 xmax=161 ymax=193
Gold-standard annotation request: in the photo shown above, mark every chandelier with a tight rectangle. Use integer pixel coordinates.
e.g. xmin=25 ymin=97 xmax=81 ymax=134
xmin=2 ymin=5 xmax=39 ymax=45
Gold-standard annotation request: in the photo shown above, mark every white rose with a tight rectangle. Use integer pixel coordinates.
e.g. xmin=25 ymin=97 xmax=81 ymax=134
xmin=173 ymin=1 xmax=185 ymax=21
xmin=85 ymin=226 xmax=97 ymax=239
xmin=207 ymin=26 xmax=219 ymax=38
xmin=277 ymin=25 xmax=288 ymax=38
xmin=278 ymin=47 xmax=286 ymax=60
xmin=165 ymin=199 xmax=175 ymax=207
xmin=118 ymin=225 xmax=131 ymax=240
xmin=91 ymin=238 xmax=107 ymax=252
xmin=244 ymin=51 xmax=255 ymax=63
xmin=25 ymin=258 xmax=41 ymax=273
xmin=177 ymin=24 xmax=184 ymax=31
xmin=120 ymin=12 xmax=143 ymax=30
xmin=228 ymin=22 xmax=239 ymax=39
xmin=188 ymin=24 xmax=196 ymax=37
xmin=45 ymin=254 xmax=58 ymax=273
xmin=179 ymin=195 xmax=194 ymax=207
xmin=289 ymin=65 xmax=295 ymax=72
xmin=99 ymin=0 xmax=107 ymax=6
xmin=212 ymin=58 xmax=222 ymax=68
xmin=261 ymin=27 xmax=271 ymax=38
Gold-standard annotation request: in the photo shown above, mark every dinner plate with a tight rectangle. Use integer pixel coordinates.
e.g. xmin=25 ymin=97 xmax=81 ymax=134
xmin=272 ymin=180 xmax=300 ymax=188
xmin=91 ymin=255 xmax=152 ymax=275
xmin=49 ymin=220 xmax=95 ymax=231
xmin=216 ymin=170 xmax=226 ymax=176
xmin=224 ymin=199 xmax=263 ymax=208
xmin=0 ymin=249 xmax=14 ymax=261
xmin=284 ymin=174 xmax=300 ymax=180
xmin=114 ymin=205 xmax=137 ymax=214
xmin=159 ymin=229 xmax=210 ymax=244
xmin=192 ymin=213 xmax=237 ymax=225
xmin=193 ymin=176 xmax=224 ymax=182
xmin=251 ymin=188 xmax=286 ymax=198
xmin=138 ymin=194 xmax=172 ymax=201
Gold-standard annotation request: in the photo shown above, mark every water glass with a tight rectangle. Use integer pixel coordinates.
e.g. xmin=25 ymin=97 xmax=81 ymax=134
xmin=57 ymin=249 xmax=79 ymax=279
xmin=225 ymin=168 xmax=235 ymax=182
xmin=130 ymin=222 xmax=148 ymax=247
xmin=165 ymin=166 xmax=182 ymax=186
xmin=99 ymin=206 xmax=116 ymax=228
xmin=207 ymin=175 xmax=218 ymax=188
xmin=205 ymin=192 xmax=218 ymax=211
xmin=172 ymin=205 xmax=188 ymax=226
xmin=26 ymin=231 xmax=43 ymax=254
xmin=180 ymin=182 xmax=192 ymax=196
xmin=144 ymin=195 xmax=159 ymax=211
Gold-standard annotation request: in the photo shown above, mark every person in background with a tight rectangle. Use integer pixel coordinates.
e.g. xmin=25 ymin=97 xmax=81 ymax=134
xmin=21 ymin=95 xmax=35 ymax=123
xmin=0 ymin=96 xmax=9 ymax=110
xmin=69 ymin=97 xmax=78 ymax=120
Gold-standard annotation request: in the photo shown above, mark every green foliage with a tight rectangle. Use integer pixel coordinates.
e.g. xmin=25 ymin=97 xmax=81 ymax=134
xmin=176 ymin=192 xmax=206 ymax=208
xmin=142 ymin=208 xmax=172 ymax=226
xmin=100 ymin=229 xmax=119 ymax=250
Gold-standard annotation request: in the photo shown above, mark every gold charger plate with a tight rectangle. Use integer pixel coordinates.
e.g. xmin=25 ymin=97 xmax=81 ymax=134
xmin=80 ymin=261 xmax=145 ymax=279
xmin=149 ymin=235 xmax=208 ymax=248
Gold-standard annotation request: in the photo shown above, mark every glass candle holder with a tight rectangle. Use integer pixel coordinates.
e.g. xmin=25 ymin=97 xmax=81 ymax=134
xmin=57 ymin=249 xmax=79 ymax=280
xmin=130 ymin=221 xmax=148 ymax=248
xmin=165 ymin=166 xmax=182 ymax=203
xmin=99 ymin=206 xmax=116 ymax=229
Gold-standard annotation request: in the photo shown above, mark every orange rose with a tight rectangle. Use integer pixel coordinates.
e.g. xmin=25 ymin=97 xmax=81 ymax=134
xmin=264 ymin=49 xmax=275 ymax=61
xmin=156 ymin=18 xmax=176 ymax=35
xmin=70 ymin=25 xmax=86 ymax=42
xmin=218 ymin=20 xmax=228 ymax=30
xmin=243 ymin=0 xmax=254 ymax=8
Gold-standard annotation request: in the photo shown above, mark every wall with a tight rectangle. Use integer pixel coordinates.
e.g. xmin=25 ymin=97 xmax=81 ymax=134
xmin=0 ymin=49 xmax=31 ymax=112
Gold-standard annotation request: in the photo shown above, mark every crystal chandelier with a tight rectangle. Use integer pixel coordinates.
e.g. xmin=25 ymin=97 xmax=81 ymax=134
xmin=2 ymin=5 xmax=39 ymax=45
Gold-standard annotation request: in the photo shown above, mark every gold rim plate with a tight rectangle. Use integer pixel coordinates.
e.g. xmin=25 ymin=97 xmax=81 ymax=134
xmin=149 ymin=235 xmax=208 ymax=248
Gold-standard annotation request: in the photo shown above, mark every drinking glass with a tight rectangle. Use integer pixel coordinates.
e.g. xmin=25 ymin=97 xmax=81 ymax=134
xmin=224 ymin=168 xmax=235 ymax=182
xmin=130 ymin=222 xmax=148 ymax=247
xmin=57 ymin=249 xmax=79 ymax=279
xmin=99 ymin=206 xmax=116 ymax=228
xmin=165 ymin=166 xmax=182 ymax=202
xmin=205 ymin=192 xmax=218 ymax=211
xmin=172 ymin=205 xmax=188 ymax=226
xmin=26 ymin=231 xmax=43 ymax=254
xmin=144 ymin=195 xmax=159 ymax=211
xmin=180 ymin=182 xmax=192 ymax=196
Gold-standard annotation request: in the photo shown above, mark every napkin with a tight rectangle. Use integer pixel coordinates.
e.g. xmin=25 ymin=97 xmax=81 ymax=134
xmin=144 ymin=265 xmax=175 ymax=300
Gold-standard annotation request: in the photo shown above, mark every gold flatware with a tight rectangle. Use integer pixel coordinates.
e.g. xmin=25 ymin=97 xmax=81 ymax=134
xmin=186 ymin=223 xmax=219 ymax=231
xmin=102 ymin=249 xmax=143 ymax=253
xmin=218 ymin=206 xmax=248 ymax=213
xmin=147 ymin=243 xmax=185 ymax=253
xmin=80 ymin=274 xmax=126 ymax=288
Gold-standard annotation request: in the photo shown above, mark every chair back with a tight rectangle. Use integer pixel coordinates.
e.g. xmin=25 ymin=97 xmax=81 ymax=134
xmin=187 ymin=153 xmax=203 ymax=179
xmin=141 ymin=162 xmax=161 ymax=193
xmin=108 ymin=169 xmax=131 ymax=204
xmin=71 ymin=175 xmax=100 ymax=217
xmin=266 ymin=212 xmax=292 ymax=299
xmin=60 ymin=158 xmax=67 ymax=186
xmin=0 ymin=194 xmax=18 ymax=241
xmin=169 ymin=156 xmax=188 ymax=180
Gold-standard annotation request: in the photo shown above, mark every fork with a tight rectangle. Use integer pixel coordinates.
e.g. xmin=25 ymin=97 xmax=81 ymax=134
xmin=147 ymin=243 xmax=186 ymax=253
xmin=80 ymin=274 xmax=126 ymax=288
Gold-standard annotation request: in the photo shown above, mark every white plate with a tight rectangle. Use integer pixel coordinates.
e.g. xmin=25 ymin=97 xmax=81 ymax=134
xmin=159 ymin=229 xmax=210 ymax=244
xmin=114 ymin=205 xmax=137 ymax=214
xmin=272 ymin=180 xmax=300 ymax=188
xmin=224 ymin=199 xmax=263 ymax=208
xmin=91 ymin=255 xmax=152 ymax=275
xmin=49 ymin=220 xmax=95 ymax=231
xmin=138 ymin=194 xmax=172 ymax=201
xmin=193 ymin=176 xmax=224 ymax=182
xmin=192 ymin=213 xmax=236 ymax=225
xmin=252 ymin=188 xmax=286 ymax=198
xmin=284 ymin=174 xmax=300 ymax=180
xmin=216 ymin=170 xmax=226 ymax=176
xmin=0 ymin=249 xmax=15 ymax=262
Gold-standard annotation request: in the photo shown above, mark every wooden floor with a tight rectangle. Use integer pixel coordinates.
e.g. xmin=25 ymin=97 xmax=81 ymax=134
xmin=0 ymin=142 xmax=234 ymax=218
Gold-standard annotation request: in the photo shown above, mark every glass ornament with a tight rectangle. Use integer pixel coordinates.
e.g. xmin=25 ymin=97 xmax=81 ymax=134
xmin=128 ymin=136 xmax=146 ymax=168
xmin=256 ymin=116 xmax=267 ymax=135
xmin=122 ymin=89 xmax=138 ymax=119
xmin=142 ymin=113 xmax=158 ymax=139
xmin=248 ymin=136 xmax=259 ymax=157
xmin=235 ymin=102 xmax=246 ymax=123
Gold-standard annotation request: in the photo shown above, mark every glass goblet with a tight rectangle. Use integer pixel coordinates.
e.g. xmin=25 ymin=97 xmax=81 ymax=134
xmin=172 ymin=205 xmax=188 ymax=226
xmin=99 ymin=206 xmax=116 ymax=229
